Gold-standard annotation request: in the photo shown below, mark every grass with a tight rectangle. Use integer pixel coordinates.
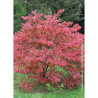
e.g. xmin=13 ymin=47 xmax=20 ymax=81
xmin=14 ymin=73 xmax=84 ymax=98
xmin=14 ymin=87 xmax=84 ymax=98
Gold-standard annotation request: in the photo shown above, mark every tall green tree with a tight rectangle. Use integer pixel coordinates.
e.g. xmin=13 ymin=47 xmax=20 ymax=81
xmin=43 ymin=0 xmax=84 ymax=22
xmin=14 ymin=0 xmax=84 ymax=33
xmin=20 ymin=0 xmax=52 ymax=15
xmin=14 ymin=0 xmax=26 ymax=32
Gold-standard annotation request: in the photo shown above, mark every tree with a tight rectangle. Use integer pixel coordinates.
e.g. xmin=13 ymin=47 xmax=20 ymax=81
xmin=14 ymin=10 xmax=84 ymax=91
xmin=14 ymin=0 xmax=27 ymax=32
xmin=43 ymin=0 xmax=84 ymax=22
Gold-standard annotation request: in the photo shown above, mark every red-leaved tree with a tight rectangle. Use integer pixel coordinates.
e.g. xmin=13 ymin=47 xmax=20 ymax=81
xmin=14 ymin=9 xmax=84 ymax=91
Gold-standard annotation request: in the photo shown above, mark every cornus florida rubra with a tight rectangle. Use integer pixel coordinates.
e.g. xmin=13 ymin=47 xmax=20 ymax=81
xmin=14 ymin=9 xmax=84 ymax=91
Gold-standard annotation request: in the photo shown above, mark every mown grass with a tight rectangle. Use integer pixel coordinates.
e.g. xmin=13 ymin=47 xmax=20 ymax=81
xmin=14 ymin=87 xmax=84 ymax=98
xmin=14 ymin=73 xmax=84 ymax=98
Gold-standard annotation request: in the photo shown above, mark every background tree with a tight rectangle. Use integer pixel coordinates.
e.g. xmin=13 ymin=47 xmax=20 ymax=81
xmin=42 ymin=0 xmax=84 ymax=34
xmin=14 ymin=0 xmax=84 ymax=34
xmin=14 ymin=0 xmax=26 ymax=32
xmin=43 ymin=0 xmax=83 ymax=21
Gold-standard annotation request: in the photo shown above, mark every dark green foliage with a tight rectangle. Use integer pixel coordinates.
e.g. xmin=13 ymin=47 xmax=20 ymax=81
xmin=41 ymin=0 xmax=84 ymax=34
xmin=14 ymin=0 xmax=52 ymax=32
xmin=20 ymin=0 xmax=52 ymax=15
xmin=44 ymin=0 xmax=84 ymax=22
xmin=14 ymin=0 xmax=84 ymax=33
xmin=14 ymin=0 xmax=26 ymax=32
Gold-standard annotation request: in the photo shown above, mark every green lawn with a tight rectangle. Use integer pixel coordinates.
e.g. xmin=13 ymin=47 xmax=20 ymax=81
xmin=14 ymin=73 xmax=84 ymax=98
xmin=14 ymin=87 xmax=84 ymax=98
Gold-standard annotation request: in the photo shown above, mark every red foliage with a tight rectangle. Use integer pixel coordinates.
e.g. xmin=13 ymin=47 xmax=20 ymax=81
xmin=14 ymin=9 xmax=84 ymax=90
xmin=21 ymin=82 xmax=32 ymax=91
